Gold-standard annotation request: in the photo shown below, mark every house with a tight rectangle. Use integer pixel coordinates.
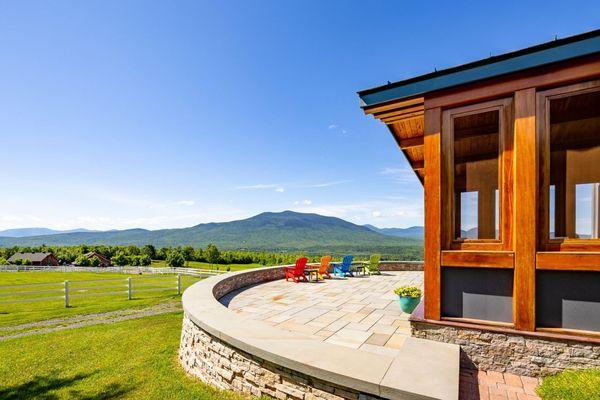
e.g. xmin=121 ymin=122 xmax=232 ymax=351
xmin=8 ymin=252 xmax=59 ymax=266
xmin=85 ymin=251 xmax=111 ymax=267
xmin=359 ymin=29 xmax=600 ymax=374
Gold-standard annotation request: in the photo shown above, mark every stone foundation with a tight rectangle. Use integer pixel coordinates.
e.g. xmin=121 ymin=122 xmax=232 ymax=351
xmin=179 ymin=314 xmax=384 ymax=400
xmin=378 ymin=261 xmax=423 ymax=271
xmin=411 ymin=320 xmax=600 ymax=377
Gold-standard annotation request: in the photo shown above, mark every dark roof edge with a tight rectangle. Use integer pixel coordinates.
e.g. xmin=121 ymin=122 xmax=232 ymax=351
xmin=358 ymin=28 xmax=600 ymax=106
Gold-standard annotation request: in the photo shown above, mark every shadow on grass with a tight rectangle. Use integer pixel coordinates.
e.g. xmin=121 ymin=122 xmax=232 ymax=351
xmin=0 ymin=372 xmax=133 ymax=400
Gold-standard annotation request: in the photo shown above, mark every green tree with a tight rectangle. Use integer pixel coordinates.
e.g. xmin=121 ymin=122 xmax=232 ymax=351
xmin=166 ymin=251 xmax=185 ymax=269
xmin=90 ymin=257 xmax=100 ymax=267
xmin=111 ymin=251 xmax=129 ymax=266
xmin=74 ymin=255 xmax=91 ymax=266
xmin=141 ymin=244 xmax=156 ymax=259
xmin=205 ymin=244 xmax=221 ymax=266
xmin=138 ymin=254 xmax=152 ymax=266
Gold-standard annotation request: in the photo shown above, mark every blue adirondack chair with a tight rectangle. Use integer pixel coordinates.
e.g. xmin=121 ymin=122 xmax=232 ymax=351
xmin=332 ymin=255 xmax=354 ymax=277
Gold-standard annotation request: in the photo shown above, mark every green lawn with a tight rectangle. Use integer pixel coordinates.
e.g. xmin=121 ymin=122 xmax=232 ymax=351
xmin=0 ymin=272 xmax=201 ymax=327
xmin=151 ymin=260 xmax=266 ymax=271
xmin=0 ymin=312 xmax=257 ymax=400
xmin=537 ymin=369 xmax=600 ymax=399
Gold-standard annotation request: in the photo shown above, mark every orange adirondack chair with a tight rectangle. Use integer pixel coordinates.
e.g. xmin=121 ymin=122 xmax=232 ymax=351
xmin=284 ymin=257 xmax=308 ymax=283
xmin=318 ymin=255 xmax=332 ymax=279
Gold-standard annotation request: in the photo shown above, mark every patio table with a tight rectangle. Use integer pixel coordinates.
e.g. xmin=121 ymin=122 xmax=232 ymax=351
xmin=304 ymin=268 xmax=321 ymax=282
xmin=352 ymin=262 xmax=369 ymax=276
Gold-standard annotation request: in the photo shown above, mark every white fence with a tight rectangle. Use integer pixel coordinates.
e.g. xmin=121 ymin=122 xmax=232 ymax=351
xmin=0 ymin=264 xmax=226 ymax=277
xmin=0 ymin=274 xmax=203 ymax=308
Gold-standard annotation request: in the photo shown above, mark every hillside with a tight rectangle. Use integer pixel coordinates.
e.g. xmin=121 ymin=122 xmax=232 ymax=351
xmin=364 ymin=224 xmax=424 ymax=239
xmin=0 ymin=211 xmax=422 ymax=252
xmin=0 ymin=227 xmax=97 ymax=238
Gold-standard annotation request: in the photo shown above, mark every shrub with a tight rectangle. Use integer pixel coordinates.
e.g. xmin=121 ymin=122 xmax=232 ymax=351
xmin=394 ymin=286 xmax=422 ymax=298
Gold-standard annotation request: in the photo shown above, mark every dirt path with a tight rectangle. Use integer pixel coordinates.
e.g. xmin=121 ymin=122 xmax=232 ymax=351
xmin=0 ymin=302 xmax=182 ymax=341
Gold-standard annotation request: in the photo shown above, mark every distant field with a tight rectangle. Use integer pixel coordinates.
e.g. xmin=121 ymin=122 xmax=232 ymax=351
xmin=150 ymin=260 xmax=266 ymax=271
xmin=0 ymin=272 xmax=201 ymax=327
xmin=0 ymin=312 xmax=259 ymax=400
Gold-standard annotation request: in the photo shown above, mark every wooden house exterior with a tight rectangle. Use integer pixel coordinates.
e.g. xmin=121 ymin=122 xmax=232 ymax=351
xmin=359 ymin=29 xmax=600 ymax=340
xmin=85 ymin=251 xmax=111 ymax=267
xmin=8 ymin=252 xmax=59 ymax=266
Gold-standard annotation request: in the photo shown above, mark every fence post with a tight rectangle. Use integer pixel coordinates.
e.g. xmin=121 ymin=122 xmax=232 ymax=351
xmin=128 ymin=277 xmax=132 ymax=300
xmin=177 ymin=274 xmax=181 ymax=295
xmin=64 ymin=281 xmax=70 ymax=308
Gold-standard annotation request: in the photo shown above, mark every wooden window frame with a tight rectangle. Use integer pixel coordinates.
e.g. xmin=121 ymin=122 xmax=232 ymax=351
xmin=442 ymin=98 xmax=514 ymax=251
xmin=538 ymin=79 xmax=600 ymax=252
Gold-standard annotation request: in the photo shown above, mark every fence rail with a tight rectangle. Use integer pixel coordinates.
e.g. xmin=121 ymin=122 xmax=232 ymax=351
xmin=0 ymin=264 xmax=226 ymax=277
xmin=0 ymin=273 xmax=201 ymax=308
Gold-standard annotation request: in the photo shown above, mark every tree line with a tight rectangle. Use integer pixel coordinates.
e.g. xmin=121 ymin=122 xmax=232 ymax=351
xmin=0 ymin=243 xmax=423 ymax=267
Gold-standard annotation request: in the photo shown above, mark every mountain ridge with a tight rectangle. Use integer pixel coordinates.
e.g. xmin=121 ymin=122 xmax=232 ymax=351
xmin=0 ymin=211 xmax=422 ymax=251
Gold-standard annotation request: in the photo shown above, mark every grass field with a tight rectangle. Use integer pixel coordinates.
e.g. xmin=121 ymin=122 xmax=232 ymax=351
xmin=150 ymin=259 xmax=266 ymax=271
xmin=0 ymin=312 xmax=259 ymax=400
xmin=0 ymin=272 xmax=201 ymax=327
xmin=537 ymin=369 xmax=600 ymax=399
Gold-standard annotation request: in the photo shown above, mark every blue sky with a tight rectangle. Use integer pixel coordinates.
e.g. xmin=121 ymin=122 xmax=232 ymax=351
xmin=1 ymin=1 xmax=598 ymax=231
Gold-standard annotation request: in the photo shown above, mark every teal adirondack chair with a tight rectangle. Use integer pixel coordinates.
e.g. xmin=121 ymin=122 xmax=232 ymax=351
xmin=332 ymin=255 xmax=354 ymax=277
xmin=366 ymin=254 xmax=381 ymax=275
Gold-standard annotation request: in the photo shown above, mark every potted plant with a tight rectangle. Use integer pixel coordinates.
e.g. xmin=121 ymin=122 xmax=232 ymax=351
xmin=394 ymin=286 xmax=422 ymax=314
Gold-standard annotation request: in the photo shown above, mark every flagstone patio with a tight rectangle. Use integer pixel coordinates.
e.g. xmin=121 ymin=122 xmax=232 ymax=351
xmin=221 ymin=271 xmax=422 ymax=357
xmin=220 ymin=270 xmax=542 ymax=400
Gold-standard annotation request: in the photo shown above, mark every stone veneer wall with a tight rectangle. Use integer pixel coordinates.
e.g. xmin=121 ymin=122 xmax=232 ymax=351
xmin=179 ymin=314 xmax=385 ymax=400
xmin=378 ymin=261 xmax=423 ymax=271
xmin=411 ymin=321 xmax=600 ymax=377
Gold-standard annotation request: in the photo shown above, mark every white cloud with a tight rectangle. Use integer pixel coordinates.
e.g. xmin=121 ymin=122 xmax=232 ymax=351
xmin=380 ymin=167 xmax=417 ymax=183
xmin=292 ymin=199 xmax=423 ymax=228
xmin=174 ymin=200 xmax=195 ymax=206
xmin=234 ymin=184 xmax=280 ymax=190
xmin=275 ymin=187 xmax=285 ymax=193
xmin=294 ymin=199 xmax=312 ymax=205
xmin=328 ymin=124 xmax=338 ymax=130
xmin=300 ymin=180 xmax=350 ymax=188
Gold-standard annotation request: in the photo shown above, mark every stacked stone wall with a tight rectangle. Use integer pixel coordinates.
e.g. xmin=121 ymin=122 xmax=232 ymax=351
xmin=411 ymin=321 xmax=600 ymax=377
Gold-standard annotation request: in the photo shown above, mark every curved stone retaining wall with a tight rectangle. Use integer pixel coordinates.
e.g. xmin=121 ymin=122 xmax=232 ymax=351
xmin=180 ymin=315 xmax=384 ymax=400
xmin=179 ymin=265 xmax=459 ymax=400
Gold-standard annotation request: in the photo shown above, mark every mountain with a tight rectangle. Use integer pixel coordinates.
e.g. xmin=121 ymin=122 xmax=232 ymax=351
xmin=364 ymin=224 xmax=424 ymax=239
xmin=0 ymin=211 xmax=422 ymax=251
xmin=0 ymin=227 xmax=98 ymax=238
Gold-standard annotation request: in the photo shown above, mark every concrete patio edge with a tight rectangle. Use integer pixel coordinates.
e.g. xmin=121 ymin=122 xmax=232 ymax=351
xmin=180 ymin=266 xmax=459 ymax=400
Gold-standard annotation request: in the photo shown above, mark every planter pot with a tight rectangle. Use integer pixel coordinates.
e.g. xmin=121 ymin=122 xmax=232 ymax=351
xmin=398 ymin=296 xmax=421 ymax=314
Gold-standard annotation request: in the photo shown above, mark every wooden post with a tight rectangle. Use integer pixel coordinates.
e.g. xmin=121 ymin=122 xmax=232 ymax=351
xmin=513 ymin=88 xmax=536 ymax=331
xmin=424 ymin=107 xmax=442 ymax=320
xmin=64 ymin=281 xmax=70 ymax=308
xmin=128 ymin=277 xmax=132 ymax=300
xmin=177 ymin=274 xmax=182 ymax=295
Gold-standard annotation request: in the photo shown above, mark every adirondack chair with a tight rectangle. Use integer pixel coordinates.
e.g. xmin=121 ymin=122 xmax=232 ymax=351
xmin=366 ymin=254 xmax=381 ymax=275
xmin=284 ymin=257 xmax=308 ymax=283
xmin=332 ymin=255 xmax=354 ymax=277
xmin=317 ymin=255 xmax=332 ymax=279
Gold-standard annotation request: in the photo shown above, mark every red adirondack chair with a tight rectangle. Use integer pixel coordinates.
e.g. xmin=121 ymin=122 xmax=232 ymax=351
xmin=284 ymin=257 xmax=308 ymax=283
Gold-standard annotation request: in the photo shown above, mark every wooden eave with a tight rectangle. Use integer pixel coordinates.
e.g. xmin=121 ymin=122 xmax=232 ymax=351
xmin=363 ymin=97 xmax=426 ymax=184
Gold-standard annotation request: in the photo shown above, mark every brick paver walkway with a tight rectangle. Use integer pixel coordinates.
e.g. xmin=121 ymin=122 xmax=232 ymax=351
xmin=222 ymin=271 xmax=541 ymax=399
xmin=460 ymin=369 xmax=542 ymax=400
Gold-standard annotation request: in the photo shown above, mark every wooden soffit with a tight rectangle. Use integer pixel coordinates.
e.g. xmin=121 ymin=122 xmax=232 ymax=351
xmin=364 ymin=97 xmax=425 ymax=183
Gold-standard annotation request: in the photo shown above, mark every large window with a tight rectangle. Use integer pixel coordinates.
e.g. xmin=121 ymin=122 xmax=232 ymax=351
xmin=547 ymin=88 xmax=600 ymax=240
xmin=453 ymin=110 xmax=500 ymax=240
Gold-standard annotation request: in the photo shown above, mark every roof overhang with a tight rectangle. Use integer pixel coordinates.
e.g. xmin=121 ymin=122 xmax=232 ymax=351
xmin=359 ymin=29 xmax=600 ymax=185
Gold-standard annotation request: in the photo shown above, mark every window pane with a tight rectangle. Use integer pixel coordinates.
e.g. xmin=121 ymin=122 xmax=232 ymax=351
xmin=453 ymin=110 xmax=500 ymax=239
xmin=548 ymin=90 xmax=600 ymax=239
